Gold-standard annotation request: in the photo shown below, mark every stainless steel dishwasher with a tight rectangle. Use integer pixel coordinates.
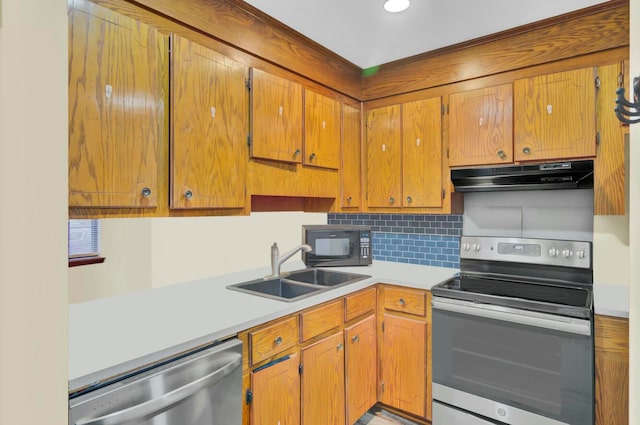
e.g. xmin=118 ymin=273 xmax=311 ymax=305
xmin=69 ymin=338 xmax=242 ymax=425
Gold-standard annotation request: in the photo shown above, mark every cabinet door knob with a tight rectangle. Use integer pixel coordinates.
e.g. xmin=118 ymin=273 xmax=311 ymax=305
xmin=347 ymin=196 xmax=352 ymax=203
xmin=274 ymin=336 xmax=282 ymax=345
xmin=399 ymin=298 xmax=406 ymax=306
xmin=351 ymin=335 xmax=359 ymax=343
xmin=185 ymin=190 xmax=193 ymax=200
xmin=141 ymin=187 xmax=152 ymax=197
xmin=497 ymin=150 xmax=506 ymax=159
xmin=293 ymin=149 xmax=301 ymax=157
xmin=309 ymin=153 xmax=316 ymax=161
xmin=389 ymin=196 xmax=395 ymax=204
xmin=337 ymin=343 xmax=343 ymax=351
xmin=523 ymin=147 xmax=531 ymax=155
xmin=406 ymin=196 xmax=412 ymax=203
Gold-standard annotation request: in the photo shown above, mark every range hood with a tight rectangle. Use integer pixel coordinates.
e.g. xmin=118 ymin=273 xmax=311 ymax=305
xmin=451 ymin=160 xmax=594 ymax=192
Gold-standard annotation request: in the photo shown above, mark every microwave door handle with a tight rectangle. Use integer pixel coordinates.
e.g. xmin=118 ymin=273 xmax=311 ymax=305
xmin=432 ymin=298 xmax=591 ymax=336
xmin=75 ymin=355 xmax=241 ymax=425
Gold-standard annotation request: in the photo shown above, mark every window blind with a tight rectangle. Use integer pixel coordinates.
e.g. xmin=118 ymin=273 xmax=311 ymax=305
xmin=68 ymin=219 xmax=100 ymax=258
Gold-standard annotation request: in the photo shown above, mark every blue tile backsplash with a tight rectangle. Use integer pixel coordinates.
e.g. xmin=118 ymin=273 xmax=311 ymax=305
xmin=327 ymin=213 xmax=462 ymax=269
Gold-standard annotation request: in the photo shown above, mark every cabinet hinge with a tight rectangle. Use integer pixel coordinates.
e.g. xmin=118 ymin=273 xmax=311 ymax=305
xmin=381 ymin=382 xmax=385 ymax=393
xmin=596 ymin=132 xmax=601 ymax=146
xmin=299 ymin=364 xmax=303 ymax=375
xmin=381 ymin=322 xmax=385 ymax=332
xmin=442 ymin=103 xmax=449 ymax=115
xmin=245 ymin=389 xmax=253 ymax=404
xmin=247 ymin=135 xmax=251 ymax=147
xmin=245 ymin=79 xmax=252 ymax=90
xmin=595 ymin=76 xmax=601 ymax=89
xmin=442 ymin=188 xmax=446 ymax=200
xmin=446 ymin=148 xmax=449 ymax=159
xmin=619 ymin=72 xmax=625 ymax=87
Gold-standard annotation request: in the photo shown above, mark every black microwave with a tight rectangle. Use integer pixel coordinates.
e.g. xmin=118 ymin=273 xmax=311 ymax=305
xmin=302 ymin=225 xmax=372 ymax=267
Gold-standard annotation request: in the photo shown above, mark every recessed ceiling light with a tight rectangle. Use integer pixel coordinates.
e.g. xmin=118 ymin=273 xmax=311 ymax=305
xmin=384 ymin=0 xmax=410 ymax=13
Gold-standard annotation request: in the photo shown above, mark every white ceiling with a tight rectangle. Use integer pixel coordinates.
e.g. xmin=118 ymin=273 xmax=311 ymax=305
xmin=243 ymin=0 xmax=610 ymax=69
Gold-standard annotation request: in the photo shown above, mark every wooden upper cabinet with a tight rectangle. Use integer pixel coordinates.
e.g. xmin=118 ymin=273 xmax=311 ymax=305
xmin=170 ymin=35 xmax=248 ymax=209
xmin=304 ymin=90 xmax=340 ymax=169
xmin=402 ymin=97 xmax=443 ymax=208
xmin=341 ymin=104 xmax=362 ymax=209
xmin=514 ymin=67 xmax=597 ymax=162
xmin=366 ymin=105 xmax=402 ymax=207
xmin=449 ymin=84 xmax=513 ymax=166
xmin=595 ymin=62 xmax=627 ymax=215
xmin=250 ymin=68 xmax=303 ymax=163
xmin=68 ymin=6 xmax=166 ymax=208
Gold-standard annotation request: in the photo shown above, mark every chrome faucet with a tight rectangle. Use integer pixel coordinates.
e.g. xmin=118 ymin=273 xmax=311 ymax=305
xmin=270 ymin=242 xmax=312 ymax=277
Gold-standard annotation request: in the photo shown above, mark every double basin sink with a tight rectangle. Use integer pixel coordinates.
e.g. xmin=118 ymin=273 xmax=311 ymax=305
xmin=226 ymin=268 xmax=371 ymax=302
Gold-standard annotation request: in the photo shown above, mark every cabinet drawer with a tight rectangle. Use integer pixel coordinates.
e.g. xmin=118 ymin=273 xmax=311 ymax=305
xmin=249 ymin=316 xmax=299 ymax=365
xmin=344 ymin=287 xmax=376 ymax=322
xmin=300 ymin=300 xmax=343 ymax=342
xmin=383 ymin=286 xmax=426 ymax=317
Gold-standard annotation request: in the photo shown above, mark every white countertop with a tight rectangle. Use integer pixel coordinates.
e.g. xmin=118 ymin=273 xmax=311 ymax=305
xmin=68 ymin=260 xmax=456 ymax=392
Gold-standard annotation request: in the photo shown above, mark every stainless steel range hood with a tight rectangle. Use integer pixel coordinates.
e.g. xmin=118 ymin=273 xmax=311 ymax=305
xmin=451 ymin=160 xmax=594 ymax=192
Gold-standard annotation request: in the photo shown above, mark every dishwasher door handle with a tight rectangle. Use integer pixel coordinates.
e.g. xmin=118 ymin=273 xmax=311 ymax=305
xmin=432 ymin=297 xmax=591 ymax=336
xmin=75 ymin=354 xmax=242 ymax=425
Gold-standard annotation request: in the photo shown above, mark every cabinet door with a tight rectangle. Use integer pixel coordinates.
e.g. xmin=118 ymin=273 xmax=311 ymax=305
xmin=402 ymin=97 xmax=443 ymax=208
xmin=449 ymin=84 xmax=513 ymax=166
xmin=345 ymin=316 xmax=377 ymax=425
xmin=250 ymin=68 xmax=303 ymax=163
xmin=380 ymin=314 xmax=426 ymax=418
xmin=514 ymin=67 xmax=596 ymax=161
xmin=341 ymin=104 xmax=362 ymax=208
xmin=304 ymin=90 xmax=340 ymax=169
xmin=171 ymin=35 xmax=247 ymax=209
xmin=69 ymin=6 xmax=166 ymax=207
xmin=366 ymin=105 xmax=401 ymax=207
xmin=251 ymin=353 xmax=301 ymax=425
xmin=301 ymin=332 xmax=345 ymax=425
xmin=595 ymin=315 xmax=629 ymax=425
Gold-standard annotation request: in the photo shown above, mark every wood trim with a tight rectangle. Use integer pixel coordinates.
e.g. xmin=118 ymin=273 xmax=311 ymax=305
xmin=126 ymin=0 xmax=363 ymax=97
xmin=363 ymin=2 xmax=629 ymax=100
xmin=68 ymin=256 xmax=106 ymax=267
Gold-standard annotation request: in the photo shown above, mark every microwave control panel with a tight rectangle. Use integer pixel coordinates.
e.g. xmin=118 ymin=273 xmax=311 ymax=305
xmin=360 ymin=232 xmax=371 ymax=259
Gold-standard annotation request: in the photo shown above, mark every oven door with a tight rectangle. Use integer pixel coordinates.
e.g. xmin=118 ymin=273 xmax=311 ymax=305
xmin=432 ymin=297 xmax=593 ymax=425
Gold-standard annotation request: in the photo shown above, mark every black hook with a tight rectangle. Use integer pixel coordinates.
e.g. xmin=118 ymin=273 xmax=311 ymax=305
xmin=615 ymin=76 xmax=640 ymax=125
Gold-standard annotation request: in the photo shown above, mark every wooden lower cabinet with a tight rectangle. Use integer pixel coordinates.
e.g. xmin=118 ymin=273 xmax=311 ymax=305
xmin=345 ymin=315 xmax=377 ymax=425
xmin=380 ymin=314 xmax=427 ymax=418
xmin=595 ymin=315 xmax=629 ymax=425
xmin=250 ymin=353 xmax=301 ymax=425
xmin=301 ymin=331 xmax=345 ymax=425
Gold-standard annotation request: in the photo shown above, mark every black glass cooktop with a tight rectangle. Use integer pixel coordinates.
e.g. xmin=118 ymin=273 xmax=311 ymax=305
xmin=432 ymin=274 xmax=592 ymax=318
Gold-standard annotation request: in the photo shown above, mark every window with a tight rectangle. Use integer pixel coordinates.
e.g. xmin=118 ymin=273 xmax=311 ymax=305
xmin=68 ymin=219 xmax=104 ymax=267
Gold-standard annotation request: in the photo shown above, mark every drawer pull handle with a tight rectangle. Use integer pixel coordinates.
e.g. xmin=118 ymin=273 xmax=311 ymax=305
xmin=399 ymin=298 xmax=406 ymax=306
xmin=351 ymin=335 xmax=359 ymax=343
xmin=523 ymin=147 xmax=531 ymax=155
xmin=274 ymin=336 xmax=282 ymax=345
xmin=497 ymin=150 xmax=506 ymax=159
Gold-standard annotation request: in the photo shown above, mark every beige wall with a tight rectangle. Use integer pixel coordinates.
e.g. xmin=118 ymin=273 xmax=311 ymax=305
xmin=0 ymin=0 xmax=68 ymax=424
xmin=629 ymin=0 xmax=639 ymax=422
xmin=593 ymin=216 xmax=630 ymax=286
xmin=68 ymin=212 xmax=328 ymax=303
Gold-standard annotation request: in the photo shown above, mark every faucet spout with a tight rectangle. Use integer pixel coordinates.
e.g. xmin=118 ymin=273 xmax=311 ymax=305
xmin=269 ymin=243 xmax=312 ymax=277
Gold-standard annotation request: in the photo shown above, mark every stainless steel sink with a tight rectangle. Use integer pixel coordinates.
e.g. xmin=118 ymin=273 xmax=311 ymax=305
xmin=287 ymin=268 xmax=370 ymax=287
xmin=226 ymin=269 xmax=371 ymax=302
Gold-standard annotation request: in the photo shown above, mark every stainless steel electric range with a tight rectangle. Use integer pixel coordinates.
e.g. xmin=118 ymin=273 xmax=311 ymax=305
xmin=431 ymin=236 xmax=594 ymax=425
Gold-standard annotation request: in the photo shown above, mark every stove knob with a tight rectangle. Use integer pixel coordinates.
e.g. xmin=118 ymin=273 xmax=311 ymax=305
xmin=472 ymin=243 xmax=481 ymax=252
xmin=462 ymin=243 xmax=471 ymax=251
xmin=576 ymin=250 xmax=586 ymax=259
xmin=548 ymin=247 xmax=559 ymax=257
xmin=562 ymin=249 xmax=573 ymax=258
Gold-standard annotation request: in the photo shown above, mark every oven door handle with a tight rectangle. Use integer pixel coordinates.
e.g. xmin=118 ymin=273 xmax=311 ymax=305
xmin=432 ymin=297 xmax=591 ymax=336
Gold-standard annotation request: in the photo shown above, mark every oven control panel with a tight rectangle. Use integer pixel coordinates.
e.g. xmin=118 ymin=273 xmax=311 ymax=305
xmin=460 ymin=236 xmax=591 ymax=269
